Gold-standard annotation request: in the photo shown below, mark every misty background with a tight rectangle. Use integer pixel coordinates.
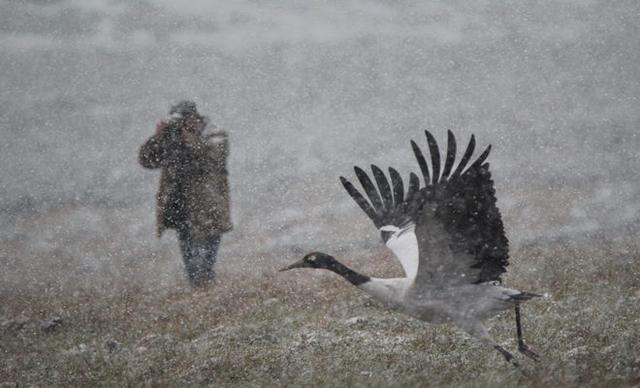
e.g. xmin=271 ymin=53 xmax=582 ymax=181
xmin=1 ymin=0 xmax=639 ymax=291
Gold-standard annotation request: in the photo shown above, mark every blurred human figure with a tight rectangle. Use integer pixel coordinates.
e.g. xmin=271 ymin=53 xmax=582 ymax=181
xmin=139 ymin=101 xmax=231 ymax=286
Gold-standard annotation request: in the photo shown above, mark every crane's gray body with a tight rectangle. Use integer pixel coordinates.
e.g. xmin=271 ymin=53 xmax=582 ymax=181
xmin=360 ymin=277 xmax=521 ymax=324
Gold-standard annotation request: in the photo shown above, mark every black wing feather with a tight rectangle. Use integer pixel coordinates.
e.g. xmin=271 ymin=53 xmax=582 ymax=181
xmin=388 ymin=167 xmax=404 ymax=204
xmin=425 ymin=130 xmax=441 ymax=185
xmin=371 ymin=164 xmax=393 ymax=211
xmin=411 ymin=140 xmax=430 ymax=184
xmin=405 ymin=172 xmax=422 ymax=215
xmin=342 ymin=165 xmax=421 ymax=230
xmin=340 ymin=176 xmax=380 ymax=227
xmin=451 ymin=134 xmax=476 ymax=178
xmin=354 ymin=166 xmax=384 ymax=211
xmin=441 ymin=130 xmax=457 ymax=180
xmin=407 ymin=172 xmax=420 ymax=202
xmin=466 ymin=144 xmax=491 ymax=172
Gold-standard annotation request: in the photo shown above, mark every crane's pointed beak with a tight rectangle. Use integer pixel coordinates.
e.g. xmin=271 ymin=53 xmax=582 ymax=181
xmin=279 ymin=260 xmax=306 ymax=272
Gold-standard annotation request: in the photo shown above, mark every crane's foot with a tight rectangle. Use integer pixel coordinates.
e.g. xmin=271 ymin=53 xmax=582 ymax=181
xmin=495 ymin=345 xmax=520 ymax=368
xmin=518 ymin=342 xmax=540 ymax=362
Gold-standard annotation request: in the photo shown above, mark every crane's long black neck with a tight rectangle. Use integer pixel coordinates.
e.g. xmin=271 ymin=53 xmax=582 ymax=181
xmin=324 ymin=259 xmax=370 ymax=286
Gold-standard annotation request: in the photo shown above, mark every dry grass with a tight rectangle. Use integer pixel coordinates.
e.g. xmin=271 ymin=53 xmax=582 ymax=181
xmin=2 ymin=226 xmax=640 ymax=387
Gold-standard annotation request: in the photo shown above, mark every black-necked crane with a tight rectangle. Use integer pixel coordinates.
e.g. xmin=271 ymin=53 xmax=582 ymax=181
xmin=282 ymin=130 xmax=541 ymax=366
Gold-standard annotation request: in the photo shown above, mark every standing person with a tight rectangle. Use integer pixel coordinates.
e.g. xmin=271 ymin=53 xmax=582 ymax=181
xmin=139 ymin=101 xmax=232 ymax=286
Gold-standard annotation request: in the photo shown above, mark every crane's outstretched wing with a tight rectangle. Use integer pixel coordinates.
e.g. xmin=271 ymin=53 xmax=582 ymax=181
xmin=411 ymin=130 xmax=509 ymax=287
xmin=340 ymin=165 xmax=424 ymax=278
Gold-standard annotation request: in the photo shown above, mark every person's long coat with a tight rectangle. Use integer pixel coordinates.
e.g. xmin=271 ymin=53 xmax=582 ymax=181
xmin=139 ymin=127 xmax=232 ymax=240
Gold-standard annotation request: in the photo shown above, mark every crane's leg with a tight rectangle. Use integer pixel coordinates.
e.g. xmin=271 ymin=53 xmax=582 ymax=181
xmin=515 ymin=304 xmax=540 ymax=361
xmin=494 ymin=345 xmax=519 ymax=367
xmin=459 ymin=319 xmax=519 ymax=367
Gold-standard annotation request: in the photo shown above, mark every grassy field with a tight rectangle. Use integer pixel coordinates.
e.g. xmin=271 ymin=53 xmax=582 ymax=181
xmin=2 ymin=225 xmax=639 ymax=387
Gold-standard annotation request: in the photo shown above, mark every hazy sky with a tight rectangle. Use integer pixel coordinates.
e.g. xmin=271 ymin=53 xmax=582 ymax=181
xmin=1 ymin=0 xmax=639 ymax=259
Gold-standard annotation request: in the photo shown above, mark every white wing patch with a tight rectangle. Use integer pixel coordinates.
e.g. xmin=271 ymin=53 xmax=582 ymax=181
xmin=384 ymin=224 xmax=419 ymax=280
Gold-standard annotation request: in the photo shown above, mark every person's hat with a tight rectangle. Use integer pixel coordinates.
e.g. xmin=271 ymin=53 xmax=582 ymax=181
xmin=169 ymin=100 xmax=198 ymax=117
